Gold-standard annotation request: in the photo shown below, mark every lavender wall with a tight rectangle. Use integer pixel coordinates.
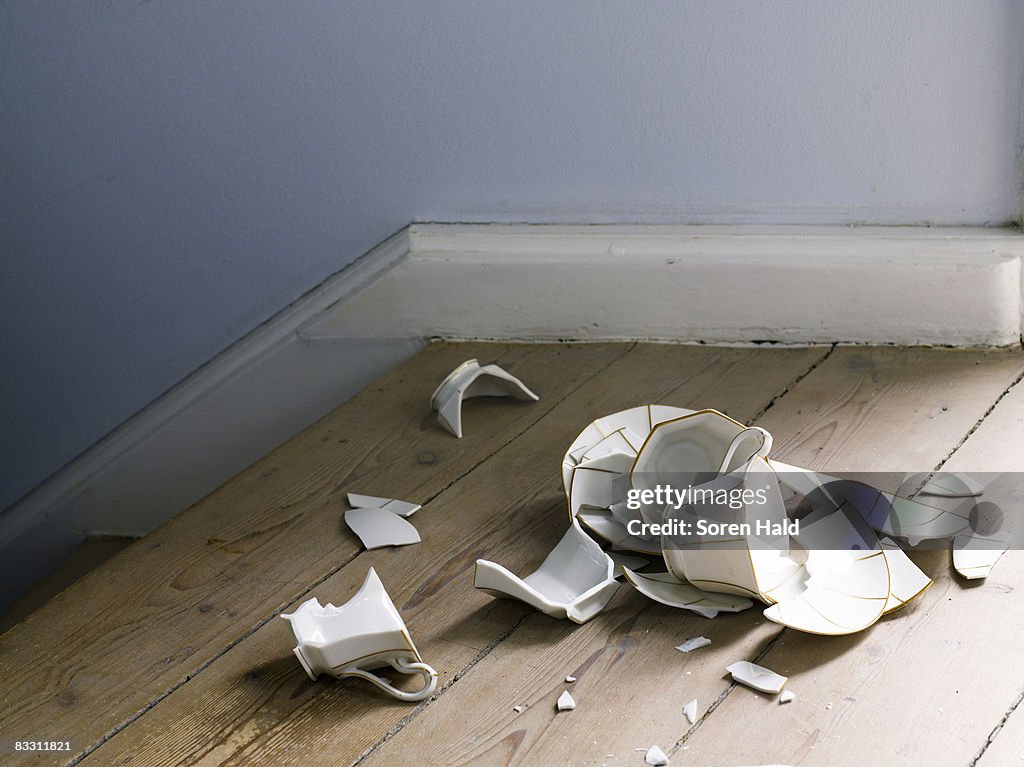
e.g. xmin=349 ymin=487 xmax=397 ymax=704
xmin=1 ymin=1 xmax=1022 ymax=513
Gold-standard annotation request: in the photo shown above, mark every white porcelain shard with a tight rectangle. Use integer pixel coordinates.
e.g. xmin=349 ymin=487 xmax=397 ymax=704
xmin=346 ymin=493 xmax=421 ymax=518
xmin=280 ymin=568 xmax=437 ymax=702
xmin=644 ymin=744 xmax=669 ymax=766
xmin=512 ymin=704 xmax=524 ymax=713
xmin=622 ymin=567 xmax=753 ymax=618
xmin=556 ymin=690 xmax=576 ymax=711
xmin=953 ymin=530 xmax=1010 ymax=579
xmin=879 ymin=536 xmax=933 ymax=613
xmin=682 ymin=698 xmax=698 ymax=725
xmin=431 ymin=358 xmax=539 ymax=438
xmin=779 ymin=689 xmax=796 ymax=704
xmin=726 ymin=661 xmax=788 ymax=694
xmin=565 ymin=674 xmax=576 ymax=683
xmin=474 ymin=523 xmax=619 ymax=623
xmin=344 ymin=508 xmax=421 ymax=549
xmin=675 ymin=636 xmax=711 ymax=653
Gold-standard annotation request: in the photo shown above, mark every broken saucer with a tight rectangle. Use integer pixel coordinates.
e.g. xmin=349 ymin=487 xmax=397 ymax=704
xmin=431 ymin=358 xmax=538 ymax=438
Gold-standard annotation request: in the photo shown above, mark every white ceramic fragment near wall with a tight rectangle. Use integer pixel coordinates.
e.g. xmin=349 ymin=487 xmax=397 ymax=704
xmin=430 ymin=358 xmax=539 ymax=438
xmin=474 ymin=522 xmax=618 ymax=623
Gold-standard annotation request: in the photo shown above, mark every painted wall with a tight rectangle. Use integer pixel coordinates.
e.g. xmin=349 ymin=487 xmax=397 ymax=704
xmin=1 ymin=1 xmax=1022 ymax=513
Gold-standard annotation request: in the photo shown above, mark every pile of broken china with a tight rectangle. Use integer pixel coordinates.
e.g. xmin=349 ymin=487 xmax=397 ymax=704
xmin=284 ymin=360 xmax=1009 ymax=719
xmin=476 ymin=404 xmax=1008 ymax=635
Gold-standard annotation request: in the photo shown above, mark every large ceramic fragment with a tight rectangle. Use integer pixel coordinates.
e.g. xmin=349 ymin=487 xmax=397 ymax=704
xmin=431 ymin=358 xmax=538 ymax=438
xmin=280 ymin=568 xmax=438 ymax=701
xmin=726 ymin=660 xmax=788 ymax=694
xmin=344 ymin=508 xmax=421 ymax=549
xmin=474 ymin=523 xmax=618 ymax=623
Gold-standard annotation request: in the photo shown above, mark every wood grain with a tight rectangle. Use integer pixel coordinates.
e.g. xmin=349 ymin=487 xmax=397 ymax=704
xmin=74 ymin=344 xmax=828 ymax=767
xmin=668 ymin=354 xmax=1024 ymax=767
xmin=0 ymin=341 xmax=631 ymax=765
xmin=351 ymin=347 xmax=1024 ymax=767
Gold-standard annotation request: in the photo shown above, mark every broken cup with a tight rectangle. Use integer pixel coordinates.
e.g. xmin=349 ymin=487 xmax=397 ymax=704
xmin=281 ymin=568 xmax=438 ymax=702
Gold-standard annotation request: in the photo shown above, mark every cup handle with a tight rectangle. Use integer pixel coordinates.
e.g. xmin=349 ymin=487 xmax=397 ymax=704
xmin=345 ymin=656 xmax=438 ymax=702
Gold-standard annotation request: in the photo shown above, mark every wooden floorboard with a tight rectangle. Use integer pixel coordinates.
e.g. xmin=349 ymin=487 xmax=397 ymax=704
xmin=72 ymin=344 xmax=827 ymax=766
xmin=0 ymin=341 xmax=632 ymax=766
xmin=6 ymin=344 xmax=1024 ymax=767
xmin=675 ymin=373 xmax=1024 ymax=767
xmin=349 ymin=347 xmax=1024 ymax=767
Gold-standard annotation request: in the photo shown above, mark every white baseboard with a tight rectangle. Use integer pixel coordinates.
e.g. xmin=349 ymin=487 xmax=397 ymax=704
xmin=2 ymin=222 xmax=1022 ymax=611
xmin=303 ymin=224 xmax=1024 ymax=346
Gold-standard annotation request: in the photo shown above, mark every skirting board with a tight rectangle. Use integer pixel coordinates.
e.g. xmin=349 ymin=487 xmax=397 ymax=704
xmin=303 ymin=224 xmax=1024 ymax=346
xmin=1 ymin=222 xmax=1022 ymax=612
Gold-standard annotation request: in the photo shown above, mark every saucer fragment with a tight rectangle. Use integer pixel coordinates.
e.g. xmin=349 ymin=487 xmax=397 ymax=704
xmin=779 ymin=690 xmax=796 ymax=704
xmin=644 ymin=744 xmax=669 ymax=766
xmin=344 ymin=508 xmax=421 ymax=549
xmin=622 ymin=568 xmax=753 ymax=618
xmin=726 ymin=660 xmax=788 ymax=694
xmin=556 ymin=690 xmax=576 ymax=711
xmin=347 ymin=493 xmax=421 ymax=518
xmin=431 ymin=359 xmax=538 ymax=438
xmin=675 ymin=636 xmax=711 ymax=653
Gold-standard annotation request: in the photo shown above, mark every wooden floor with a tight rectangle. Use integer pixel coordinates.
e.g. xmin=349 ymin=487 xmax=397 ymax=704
xmin=3 ymin=342 xmax=1024 ymax=767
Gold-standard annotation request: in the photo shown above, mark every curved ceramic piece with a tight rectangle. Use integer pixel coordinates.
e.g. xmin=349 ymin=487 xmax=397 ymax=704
xmin=345 ymin=508 xmax=421 ymax=549
xmin=474 ymin=523 xmax=619 ymax=623
xmin=431 ymin=359 xmax=539 ymax=438
xmin=281 ymin=568 xmax=438 ymax=702
xmin=562 ymin=405 xmax=695 ymax=493
xmin=347 ymin=493 xmax=421 ymax=518
xmin=953 ymin=530 xmax=1010 ymax=580
xmin=621 ymin=567 xmax=754 ymax=618
xmin=879 ymin=536 xmax=933 ymax=613
xmin=762 ymin=503 xmax=891 ymax=635
xmin=726 ymin=660 xmax=788 ymax=694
